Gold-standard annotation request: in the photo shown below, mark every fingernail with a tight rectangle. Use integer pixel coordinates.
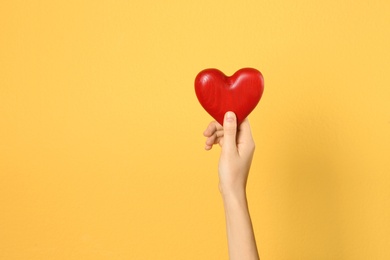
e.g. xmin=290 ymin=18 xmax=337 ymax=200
xmin=225 ymin=112 xmax=235 ymax=122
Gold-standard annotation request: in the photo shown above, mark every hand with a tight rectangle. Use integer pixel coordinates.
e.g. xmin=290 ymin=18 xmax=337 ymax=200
xmin=203 ymin=111 xmax=255 ymax=195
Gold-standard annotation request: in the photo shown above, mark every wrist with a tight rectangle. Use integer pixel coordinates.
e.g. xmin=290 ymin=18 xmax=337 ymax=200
xmin=219 ymin=183 xmax=247 ymax=201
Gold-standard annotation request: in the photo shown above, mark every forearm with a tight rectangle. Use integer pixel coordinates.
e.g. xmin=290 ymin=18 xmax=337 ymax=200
xmin=203 ymin=113 xmax=259 ymax=258
xmin=222 ymin=189 xmax=259 ymax=260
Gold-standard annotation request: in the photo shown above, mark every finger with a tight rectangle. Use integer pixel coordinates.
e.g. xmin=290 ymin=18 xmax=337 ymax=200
xmin=236 ymin=118 xmax=255 ymax=156
xmin=206 ymin=131 xmax=223 ymax=145
xmin=203 ymin=121 xmax=222 ymax=137
xmin=205 ymin=144 xmax=213 ymax=150
xmin=238 ymin=118 xmax=254 ymax=143
xmin=222 ymin=111 xmax=238 ymax=155
xmin=205 ymin=136 xmax=222 ymax=150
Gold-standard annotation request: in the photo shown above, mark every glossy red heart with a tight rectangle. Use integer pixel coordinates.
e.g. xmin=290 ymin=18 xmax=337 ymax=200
xmin=195 ymin=68 xmax=264 ymax=126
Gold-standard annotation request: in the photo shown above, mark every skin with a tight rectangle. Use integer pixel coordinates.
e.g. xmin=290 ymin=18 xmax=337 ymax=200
xmin=203 ymin=111 xmax=260 ymax=260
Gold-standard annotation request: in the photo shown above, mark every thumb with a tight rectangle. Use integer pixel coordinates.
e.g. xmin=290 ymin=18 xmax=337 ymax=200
xmin=222 ymin=111 xmax=238 ymax=154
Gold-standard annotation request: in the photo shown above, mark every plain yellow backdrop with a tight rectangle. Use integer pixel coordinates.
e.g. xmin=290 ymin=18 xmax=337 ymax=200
xmin=1 ymin=0 xmax=389 ymax=259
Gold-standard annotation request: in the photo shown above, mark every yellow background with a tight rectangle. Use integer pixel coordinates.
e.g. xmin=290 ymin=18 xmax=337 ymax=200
xmin=1 ymin=0 xmax=389 ymax=259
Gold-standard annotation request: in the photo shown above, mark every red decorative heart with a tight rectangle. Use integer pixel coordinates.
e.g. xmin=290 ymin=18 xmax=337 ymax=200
xmin=195 ymin=68 xmax=264 ymax=126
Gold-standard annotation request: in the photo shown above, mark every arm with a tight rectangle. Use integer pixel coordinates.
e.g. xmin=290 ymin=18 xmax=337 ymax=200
xmin=203 ymin=111 xmax=259 ymax=260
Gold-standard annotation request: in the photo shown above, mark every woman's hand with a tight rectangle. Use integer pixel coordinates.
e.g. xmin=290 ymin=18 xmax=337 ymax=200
xmin=203 ymin=111 xmax=260 ymax=260
xmin=203 ymin=111 xmax=255 ymax=196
